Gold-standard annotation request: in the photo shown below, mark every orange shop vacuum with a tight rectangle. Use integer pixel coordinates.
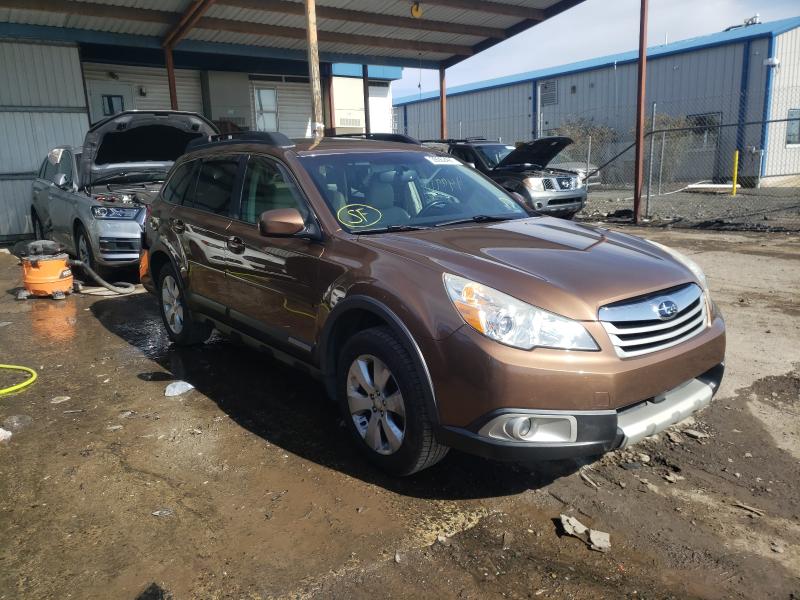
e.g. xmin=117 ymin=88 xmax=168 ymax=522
xmin=15 ymin=240 xmax=74 ymax=300
xmin=13 ymin=239 xmax=134 ymax=300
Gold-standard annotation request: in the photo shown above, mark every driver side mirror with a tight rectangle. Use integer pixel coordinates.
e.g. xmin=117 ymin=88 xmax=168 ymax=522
xmin=52 ymin=173 xmax=68 ymax=189
xmin=259 ymin=208 xmax=306 ymax=237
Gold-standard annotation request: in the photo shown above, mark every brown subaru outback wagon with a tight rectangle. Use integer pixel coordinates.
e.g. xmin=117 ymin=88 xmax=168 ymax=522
xmin=142 ymin=132 xmax=725 ymax=475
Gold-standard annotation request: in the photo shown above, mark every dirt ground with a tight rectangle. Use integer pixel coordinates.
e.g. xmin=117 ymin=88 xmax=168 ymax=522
xmin=0 ymin=227 xmax=798 ymax=600
xmin=579 ymin=188 xmax=800 ymax=232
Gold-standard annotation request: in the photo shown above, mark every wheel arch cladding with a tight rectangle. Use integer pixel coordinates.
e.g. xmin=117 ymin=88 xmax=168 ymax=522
xmin=319 ymin=296 xmax=440 ymax=425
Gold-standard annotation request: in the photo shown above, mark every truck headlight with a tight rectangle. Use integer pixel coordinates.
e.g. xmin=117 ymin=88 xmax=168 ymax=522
xmin=443 ymin=273 xmax=598 ymax=351
xmin=522 ymin=177 xmax=545 ymax=192
xmin=91 ymin=206 xmax=140 ymax=220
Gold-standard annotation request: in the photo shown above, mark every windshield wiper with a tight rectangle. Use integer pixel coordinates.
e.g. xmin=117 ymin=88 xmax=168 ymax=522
xmin=93 ymin=171 xmax=165 ymax=184
xmin=434 ymin=214 xmax=515 ymax=228
xmin=355 ymin=224 xmax=430 ymax=235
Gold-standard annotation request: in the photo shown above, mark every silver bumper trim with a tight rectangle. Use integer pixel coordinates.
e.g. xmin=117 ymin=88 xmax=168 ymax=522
xmin=617 ymin=377 xmax=714 ymax=447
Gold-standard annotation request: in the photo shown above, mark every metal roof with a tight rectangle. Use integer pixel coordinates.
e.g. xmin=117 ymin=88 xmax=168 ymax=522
xmin=395 ymin=15 xmax=800 ymax=105
xmin=0 ymin=0 xmax=587 ymax=68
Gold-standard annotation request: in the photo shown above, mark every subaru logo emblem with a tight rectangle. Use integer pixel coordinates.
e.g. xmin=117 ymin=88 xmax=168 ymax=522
xmin=656 ymin=300 xmax=679 ymax=320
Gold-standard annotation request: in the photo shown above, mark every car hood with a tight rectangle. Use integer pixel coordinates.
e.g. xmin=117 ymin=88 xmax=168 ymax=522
xmin=80 ymin=111 xmax=218 ymax=186
xmin=359 ymin=217 xmax=697 ymax=321
xmin=494 ymin=136 xmax=573 ymax=170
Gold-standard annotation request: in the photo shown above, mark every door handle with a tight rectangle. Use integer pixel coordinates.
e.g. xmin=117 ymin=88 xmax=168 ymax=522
xmin=170 ymin=218 xmax=185 ymax=233
xmin=227 ymin=236 xmax=245 ymax=254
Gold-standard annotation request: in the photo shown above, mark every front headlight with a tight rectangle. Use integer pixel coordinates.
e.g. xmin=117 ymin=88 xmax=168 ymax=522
xmin=573 ymin=176 xmax=585 ymax=189
xmin=646 ymin=240 xmax=708 ymax=292
xmin=523 ymin=177 xmax=545 ymax=192
xmin=443 ymin=274 xmax=598 ymax=351
xmin=91 ymin=206 xmax=140 ymax=220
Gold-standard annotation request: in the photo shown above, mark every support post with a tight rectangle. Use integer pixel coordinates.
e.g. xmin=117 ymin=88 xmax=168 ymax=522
xmin=657 ymin=131 xmax=666 ymax=195
xmin=304 ymin=0 xmax=324 ymax=143
xmin=362 ymin=64 xmax=371 ymax=134
xmin=632 ymin=0 xmax=649 ymax=224
xmin=731 ymin=150 xmax=739 ymax=196
xmin=165 ymin=46 xmax=178 ymax=110
xmin=645 ymin=101 xmax=656 ymax=217
xmin=439 ymin=66 xmax=447 ymax=139
xmin=585 ymin=135 xmax=592 ymax=186
xmin=325 ymin=69 xmax=336 ymax=135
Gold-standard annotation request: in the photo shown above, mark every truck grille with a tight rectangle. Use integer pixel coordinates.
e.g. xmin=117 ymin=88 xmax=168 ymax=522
xmin=598 ymin=283 xmax=707 ymax=358
xmin=556 ymin=176 xmax=574 ymax=190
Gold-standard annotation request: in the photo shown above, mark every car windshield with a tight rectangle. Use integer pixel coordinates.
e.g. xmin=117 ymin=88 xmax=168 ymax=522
xmin=474 ymin=144 xmax=515 ymax=168
xmin=299 ymin=151 xmax=528 ymax=233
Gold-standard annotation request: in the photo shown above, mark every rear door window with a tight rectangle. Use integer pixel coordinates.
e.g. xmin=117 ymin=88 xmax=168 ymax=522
xmin=162 ymin=160 xmax=199 ymax=205
xmin=188 ymin=158 xmax=240 ymax=215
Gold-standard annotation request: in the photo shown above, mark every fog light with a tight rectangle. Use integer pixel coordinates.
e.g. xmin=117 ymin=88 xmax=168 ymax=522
xmin=535 ymin=201 xmax=543 ymax=209
xmin=480 ymin=413 xmax=577 ymax=443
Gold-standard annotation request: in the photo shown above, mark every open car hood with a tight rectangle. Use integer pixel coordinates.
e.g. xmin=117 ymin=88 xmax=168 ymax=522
xmin=80 ymin=111 xmax=218 ymax=186
xmin=494 ymin=136 xmax=573 ymax=170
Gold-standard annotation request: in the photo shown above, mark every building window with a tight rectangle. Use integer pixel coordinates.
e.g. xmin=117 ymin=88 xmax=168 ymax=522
xmin=787 ymin=109 xmax=800 ymax=146
xmin=687 ymin=112 xmax=722 ymax=150
xmin=539 ymin=80 xmax=558 ymax=106
xmin=254 ymin=87 xmax=278 ymax=131
xmin=102 ymin=95 xmax=124 ymax=116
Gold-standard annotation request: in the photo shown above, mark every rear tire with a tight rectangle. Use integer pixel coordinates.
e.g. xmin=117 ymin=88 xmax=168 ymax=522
xmin=157 ymin=263 xmax=212 ymax=346
xmin=32 ymin=212 xmax=45 ymax=240
xmin=338 ymin=326 xmax=448 ymax=476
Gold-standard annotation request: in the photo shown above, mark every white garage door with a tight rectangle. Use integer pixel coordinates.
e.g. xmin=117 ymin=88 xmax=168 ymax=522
xmin=0 ymin=41 xmax=89 ymax=240
xmin=251 ymin=78 xmax=312 ymax=138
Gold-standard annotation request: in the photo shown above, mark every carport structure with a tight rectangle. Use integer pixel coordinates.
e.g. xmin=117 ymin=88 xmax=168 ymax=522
xmin=0 ymin=0 xmax=588 ymax=239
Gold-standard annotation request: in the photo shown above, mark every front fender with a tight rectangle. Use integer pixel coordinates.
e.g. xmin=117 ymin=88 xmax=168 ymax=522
xmin=318 ymin=295 xmax=442 ymax=424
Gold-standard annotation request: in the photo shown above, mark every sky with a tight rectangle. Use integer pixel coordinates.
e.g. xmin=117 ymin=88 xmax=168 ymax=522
xmin=392 ymin=0 xmax=800 ymax=99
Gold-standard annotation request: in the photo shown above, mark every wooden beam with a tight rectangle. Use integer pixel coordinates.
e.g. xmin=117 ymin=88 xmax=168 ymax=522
xmin=219 ymin=0 xmax=507 ymax=39
xmin=418 ymin=0 xmax=544 ymax=20
xmin=164 ymin=46 xmax=178 ymax=109
xmin=197 ymin=16 xmax=473 ymax=55
xmin=304 ymin=0 xmax=324 ymax=143
xmin=163 ymin=0 xmax=216 ymax=48
xmin=362 ymin=65 xmax=371 ymax=134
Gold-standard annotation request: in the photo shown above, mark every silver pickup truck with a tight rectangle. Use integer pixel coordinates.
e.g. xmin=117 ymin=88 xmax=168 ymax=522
xmin=31 ymin=110 xmax=218 ymax=275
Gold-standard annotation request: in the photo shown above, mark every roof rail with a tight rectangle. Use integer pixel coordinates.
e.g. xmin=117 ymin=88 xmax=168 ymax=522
xmin=420 ymin=137 xmax=489 ymax=144
xmin=335 ymin=132 xmax=421 ymax=144
xmin=186 ymin=131 xmax=295 ymax=152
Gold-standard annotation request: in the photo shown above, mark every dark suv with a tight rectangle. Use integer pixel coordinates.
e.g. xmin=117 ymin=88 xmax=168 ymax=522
xmin=142 ymin=132 xmax=725 ymax=475
xmin=424 ymin=137 xmax=588 ymax=219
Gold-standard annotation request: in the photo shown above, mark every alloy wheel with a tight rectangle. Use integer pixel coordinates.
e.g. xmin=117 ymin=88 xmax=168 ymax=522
xmin=77 ymin=234 xmax=91 ymax=265
xmin=347 ymin=354 xmax=406 ymax=455
xmin=161 ymin=274 xmax=184 ymax=335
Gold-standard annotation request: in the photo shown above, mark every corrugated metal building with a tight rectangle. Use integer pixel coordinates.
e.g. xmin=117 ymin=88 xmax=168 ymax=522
xmin=395 ymin=16 xmax=800 ymax=184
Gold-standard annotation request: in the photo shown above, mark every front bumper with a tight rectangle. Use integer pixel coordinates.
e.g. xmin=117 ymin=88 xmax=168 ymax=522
xmin=437 ymin=362 xmax=724 ymax=461
xmin=528 ymin=189 xmax=587 ymax=214
xmin=88 ymin=219 xmax=143 ymax=266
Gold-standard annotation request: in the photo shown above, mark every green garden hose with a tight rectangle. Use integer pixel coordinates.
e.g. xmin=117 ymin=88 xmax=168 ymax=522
xmin=0 ymin=364 xmax=38 ymax=395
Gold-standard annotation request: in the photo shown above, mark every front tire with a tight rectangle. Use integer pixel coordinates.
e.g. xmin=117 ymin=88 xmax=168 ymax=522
xmin=157 ymin=263 xmax=212 ymax=346
xmin=75 ymin=224 xmax=110 ymax=281
xmin=338 ymin=326 xmax=448 ymax=476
